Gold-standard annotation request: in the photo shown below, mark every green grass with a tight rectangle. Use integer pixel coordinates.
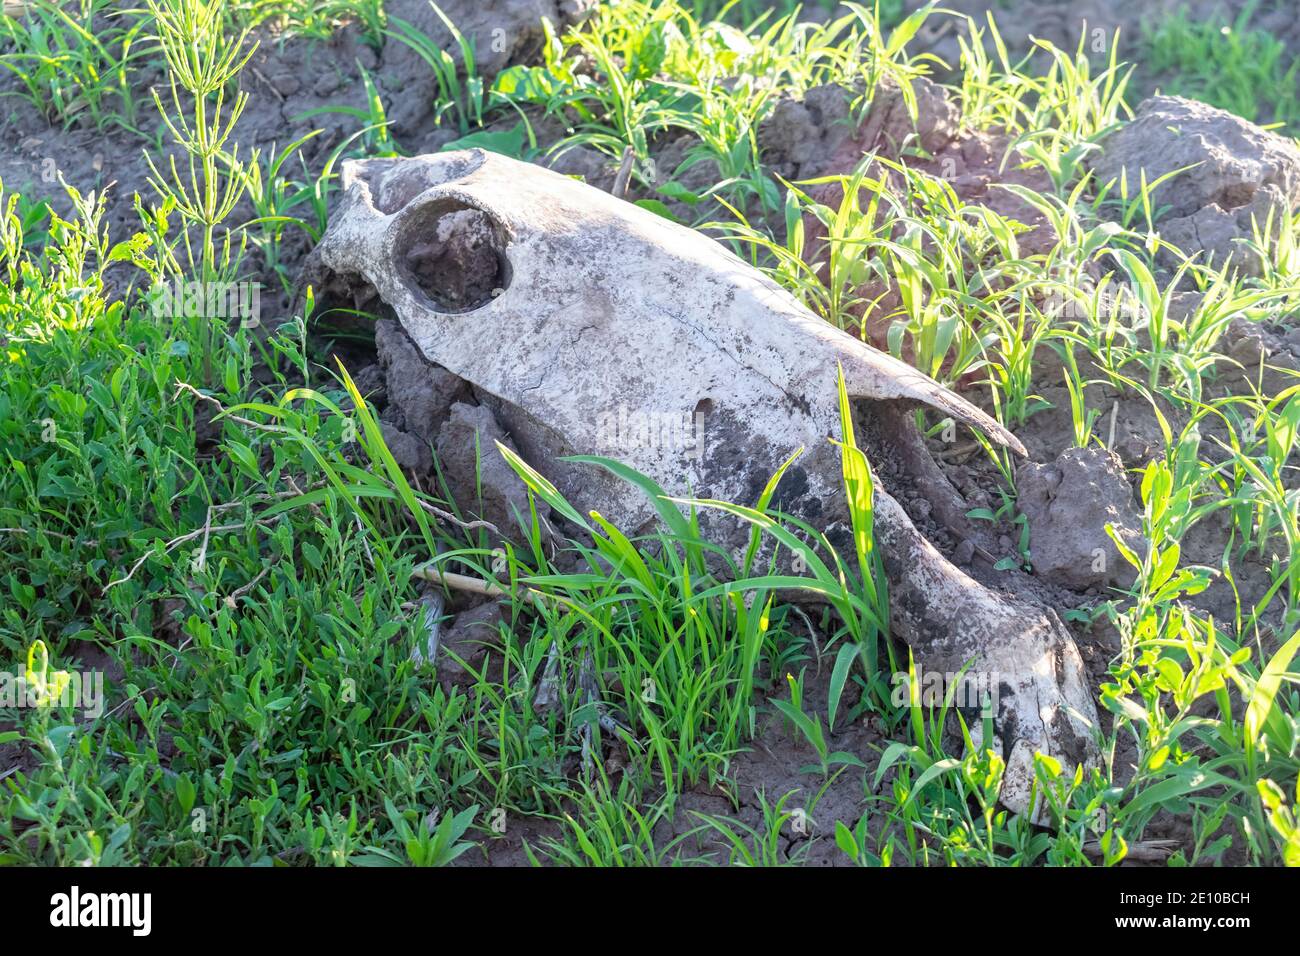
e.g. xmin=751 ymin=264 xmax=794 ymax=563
xmin=1143 ymin=1 xmax=1300 ymax=131
xmin=1 ymin=0 xmax=1299 ymax=867
xmin=0 ymin=0 xmax=153 ymax=133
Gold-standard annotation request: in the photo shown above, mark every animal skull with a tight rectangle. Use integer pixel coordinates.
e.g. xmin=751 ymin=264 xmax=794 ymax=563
xmin=307 ymin=148 xmax=1100 ymax=816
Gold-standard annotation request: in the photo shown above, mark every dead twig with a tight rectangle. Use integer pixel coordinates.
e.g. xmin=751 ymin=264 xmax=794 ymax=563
xmin=407 ymin=494 xmax=502 ymax=537
xmin=935 ymin=440 xmax=981 ymax=461
xmin=412 ymin=563 xmax=550 ymax=611
xmin=0 ymin=527 xmax=89 ymax=544
xmin=173 ymin=381 xmax=291 ymax=436
xmin=612 ymin=145 xmax=635 ymax=199
xmin=413 ymin=565 xmax=507 ymax=598
xmin=249 ymin=65 xmax=285 ymax=104
xmin=1082 ymin=839 xmax=1179 ymax=863
xmin=106 ymin=516 xmax=280 ymax=589
xmin=223 ymin=565 xmax=271 ymax=610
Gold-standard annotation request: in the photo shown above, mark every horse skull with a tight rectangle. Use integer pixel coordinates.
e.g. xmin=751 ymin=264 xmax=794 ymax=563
xmin=307 ymin=148 xmax=1100 ymax=816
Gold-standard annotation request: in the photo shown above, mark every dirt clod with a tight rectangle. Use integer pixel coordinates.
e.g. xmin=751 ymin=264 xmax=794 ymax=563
xmin=1017 ymin=446 xmax=1146 ymax=592
xmin=435 ymin=401 xmax=538 ymax=538
xmin=379 ymin=420 xmax=434 ymax=473
xmin=438 ymin=601 xmax=507 ymax=687
xmin=1093 ymin=95 xmax=1300 ymax=271
xmin=375 ymin=318 xmax=468 ymax=444
xmin=760 ymin=75 xmax=960 ymax=182
xmin=379 ymin=0 xmax=598 ymax=135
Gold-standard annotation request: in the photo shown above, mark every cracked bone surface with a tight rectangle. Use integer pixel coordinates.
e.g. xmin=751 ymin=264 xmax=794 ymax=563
xmin=308 ymin=148 xmax=1099 ymax=815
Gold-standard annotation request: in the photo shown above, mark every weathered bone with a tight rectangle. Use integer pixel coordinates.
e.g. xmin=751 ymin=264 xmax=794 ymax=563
xmin=307 ymin=148 xmax=1099 ymax=815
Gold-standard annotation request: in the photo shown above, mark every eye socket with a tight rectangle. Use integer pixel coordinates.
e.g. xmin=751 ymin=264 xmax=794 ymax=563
xmin=394 ymin=197 xmax=511 ymax=313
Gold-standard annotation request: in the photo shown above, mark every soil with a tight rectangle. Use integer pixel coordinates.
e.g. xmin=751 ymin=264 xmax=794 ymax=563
xmin=454 ymin=661 xmax=887 ymax=867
